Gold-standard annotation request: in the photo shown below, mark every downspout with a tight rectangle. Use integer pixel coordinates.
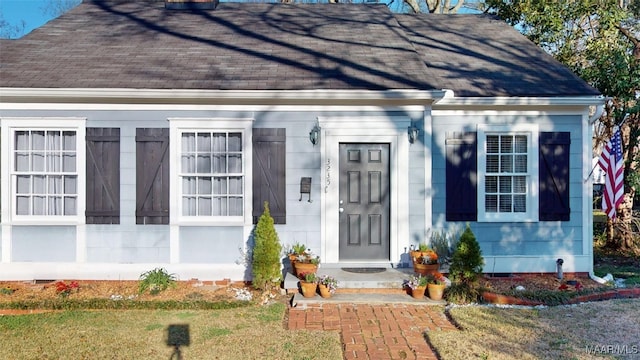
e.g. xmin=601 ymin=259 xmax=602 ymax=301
xmin=590 ymin=271 xmax=608 ymax=284
xmin=588 ymin=99 xmax=606 ymax=284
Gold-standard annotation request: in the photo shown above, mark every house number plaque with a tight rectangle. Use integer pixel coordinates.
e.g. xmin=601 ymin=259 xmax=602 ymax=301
xmin=325 ymin=158 xmax=331 ymax=193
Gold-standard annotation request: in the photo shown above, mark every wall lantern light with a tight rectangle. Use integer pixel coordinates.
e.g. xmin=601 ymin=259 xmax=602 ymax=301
xmin=408 ymin=124 xmax=419 ymax=144
xmin=309 ymin=124 xmax=320 ymax=146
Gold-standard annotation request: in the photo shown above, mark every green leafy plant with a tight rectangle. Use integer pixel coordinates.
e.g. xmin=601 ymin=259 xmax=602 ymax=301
xmin=449 ymin=224 xmax=484 ymax=285
xmin=251 ymin=201 xmax=283 ymax=291
xmin=291 ymin=243 xmax=307 ymax=255
xmin=299 ymin=272 xmax=317 ymax=283
xmin=138 ymin=268 xmax=177 ymax=295
xmin=404 ymin=274 xmax=427 ymax=290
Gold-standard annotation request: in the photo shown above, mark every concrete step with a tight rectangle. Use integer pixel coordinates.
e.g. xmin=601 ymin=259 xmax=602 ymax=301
xmin=285 ymin=267 xmax=446 ymax=305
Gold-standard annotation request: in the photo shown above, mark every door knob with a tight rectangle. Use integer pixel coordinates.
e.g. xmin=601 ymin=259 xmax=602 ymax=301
xmin=339 ymin=207 xmax=344 ymax=213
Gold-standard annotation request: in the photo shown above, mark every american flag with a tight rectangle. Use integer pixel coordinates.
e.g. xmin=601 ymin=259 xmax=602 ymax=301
xmin=598 ymin=129 xmax=624 ymax=219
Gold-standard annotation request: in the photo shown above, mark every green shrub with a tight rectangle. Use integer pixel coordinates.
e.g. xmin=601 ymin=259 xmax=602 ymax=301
xmin=449 ymin=224 xmax=484 ymax=285
xmin=251 ymin=202 xmax=283 ymax=291
xmin=138 ymin=267 xmax=177 ymax=295
xmin=444 ymin=282 xmax=480 ymax=304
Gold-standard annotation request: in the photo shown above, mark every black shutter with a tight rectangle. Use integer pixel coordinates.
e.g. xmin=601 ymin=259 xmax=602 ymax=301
xmin=539 ymin=132 xmax=571 ymax=221
xmin=446 ymin=132 xmax=477 ymax=221
xmin=86 ymin=128 xmax=120 ymax=224
xmin=135 ymin=128 xmax=169 ymax=224
xmin=252 ymin=128 xmax=286 ymax=224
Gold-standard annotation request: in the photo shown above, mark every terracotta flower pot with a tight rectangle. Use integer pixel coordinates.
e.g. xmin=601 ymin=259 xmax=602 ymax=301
xmin=411 ymin=285 xmax=426 ymax=299
xmin=427 ymin=283 xmax=445 ymax=301
xmin=299 ymin=281 xmax=317 ymax=298
xmin=318 ymin=284 xmax=332 ymax=298
xmin=413 ymin=263 xmax=439 ymax=276
xmin=293 ymin=262 xmax=318 ymax=277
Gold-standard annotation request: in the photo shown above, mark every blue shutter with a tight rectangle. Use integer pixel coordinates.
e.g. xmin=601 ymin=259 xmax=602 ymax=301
xmin=539 ymin=132 xmax=570 ymax=221
xmin=446 ymin=132 xmax=477 ymax=221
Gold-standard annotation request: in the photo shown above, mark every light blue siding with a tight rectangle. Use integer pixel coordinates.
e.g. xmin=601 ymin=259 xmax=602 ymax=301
xmin=431 ymin=114 xmax=585 ymax=257
xmin=12 ymin=226 xmax=76 ymax=262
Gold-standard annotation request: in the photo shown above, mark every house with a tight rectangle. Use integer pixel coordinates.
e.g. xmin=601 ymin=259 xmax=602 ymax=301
xmin=0 ymin=1 xmax=603 ymax=281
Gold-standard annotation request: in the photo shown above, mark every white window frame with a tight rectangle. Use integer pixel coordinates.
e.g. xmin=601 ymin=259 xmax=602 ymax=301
xmin=169 ymin=118 xmax=254 ymax=226
xmin=1 ymin=117 xmax=86 ymax=225
xmin=477 ymin=124 xmax=538 ymax=222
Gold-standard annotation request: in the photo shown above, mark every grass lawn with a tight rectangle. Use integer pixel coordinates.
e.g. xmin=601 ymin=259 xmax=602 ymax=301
xmin=429 ymin=299 xmax=640 ymax=360
xmin=0 ymin=303 xmax=342 ymax=360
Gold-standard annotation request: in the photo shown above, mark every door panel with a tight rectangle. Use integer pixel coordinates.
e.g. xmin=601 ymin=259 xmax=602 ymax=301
xmin=339 ymin=143 xmax=390 ymax=260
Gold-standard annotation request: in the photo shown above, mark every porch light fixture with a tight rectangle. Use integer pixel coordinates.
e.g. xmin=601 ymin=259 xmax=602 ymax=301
xmin=408 ymin=124 xmax=419 ymax=144
xmin=309 ymin=124 xmax=320 ymax=146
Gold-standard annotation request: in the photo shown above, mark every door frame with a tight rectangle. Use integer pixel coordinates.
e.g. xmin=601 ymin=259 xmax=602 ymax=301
xmin=318 ymin=116 xmax=411 ymax=266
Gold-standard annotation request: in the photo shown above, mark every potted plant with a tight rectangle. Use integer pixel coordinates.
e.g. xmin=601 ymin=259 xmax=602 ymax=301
xmin=318 ymin=275 xmax=338 ymax=298
xmin=426 ymin=272 xmax=446 ymax=301
xmin=410 ymin=243 xmax=438 ymax=275
xmin=292 ymin=249 xmax=320 ymax=277
xmin=298 ymin=272 xmax=318 ymax=298
xmin=286 ymin=242 xmax=308 ymax=274
xmin=404 ymin=274 xmax=427 ymax=299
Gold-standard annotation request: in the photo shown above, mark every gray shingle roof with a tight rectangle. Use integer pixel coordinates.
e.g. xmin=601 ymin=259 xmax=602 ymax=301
xmin=0 ymin=1 xmax=599 ymax=97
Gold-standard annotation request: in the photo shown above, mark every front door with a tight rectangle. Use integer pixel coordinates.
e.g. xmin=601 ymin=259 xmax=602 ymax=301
xmin=338 ymin=143 xmax=390 ymax=261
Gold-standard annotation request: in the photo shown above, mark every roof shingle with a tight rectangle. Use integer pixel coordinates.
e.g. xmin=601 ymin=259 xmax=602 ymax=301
xmin=0 ymin=1 xmax=600 ymax=97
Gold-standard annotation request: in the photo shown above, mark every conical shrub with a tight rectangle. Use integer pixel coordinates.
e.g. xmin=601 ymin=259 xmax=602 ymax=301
xmin=251 ymin=202 xmax=283 ymax=291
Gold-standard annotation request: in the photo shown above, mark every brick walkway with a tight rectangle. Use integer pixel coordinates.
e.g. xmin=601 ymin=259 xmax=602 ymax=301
xmin=287 ymin=303 xmax=457 ymax=360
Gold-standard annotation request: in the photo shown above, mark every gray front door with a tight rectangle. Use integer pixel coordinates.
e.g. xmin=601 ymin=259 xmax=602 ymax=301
xmin=339 ymin=143 xmax=390 ymax=261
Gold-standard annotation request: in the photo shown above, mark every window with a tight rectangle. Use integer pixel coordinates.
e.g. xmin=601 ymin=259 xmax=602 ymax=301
xmin=180 ymin=131 xmax=244 ymax=217
xmin=478 ymin=125 xmax=538 ymax=222
xmin=2 ymin=118 xmax=86 ymax=223
xmin=169 ymin=117 xmax=253 ymax=224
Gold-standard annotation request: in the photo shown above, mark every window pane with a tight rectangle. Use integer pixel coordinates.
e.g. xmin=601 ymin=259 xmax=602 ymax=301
xmin=16 ymin=176 xmax=30 ymax=194
xmin=62 ymin=131 xmax=76 ymax=150
xmin=198 ymin=177 xmax=212 ymax=194
xmin=47 ymin=131 xmax=61 ymax=151
xmin=499 ymin=176 xmax=511 ymax=193
xmin=500 ymin=135 xmax=513 ymax=153
xmin=183 ymin=197 xmax=196 ymax=216
xmin=49 ymin=176 xmax=62 ymax=194
xmin=32 ymin=152 xmax=45 ymax=171
xmin=63 ymin=154 xmax=76 ymax=172
xmin=197 ymin=133 xmax=211 ymax=152
xmin=183 ymin=177 xmax=196 ymax=195
xmin=485 ymin=176 xmax=497 ymax=193
xmin=229 ymin=197 xmax=243 ymax=216
xmin=15 ymin=153 xmax=29 ymax=171
xmin=64 ymin=176 xmax=77 ymax=194
xmin=229 ymin=177 xmax=242 ymax=194
xmin=198 ymin=197 xmax=212 ymax=216
xmin=16 ymin=196 xmax=30 ymax=215
xmin=499 ymin=195 xmax=512 ymax=212
xmin=513 ymin=176 xmax=526 ymax=193
xmin=514 ymin=135 xmax=527 ymax=153
xmin=182 ymin=133 xmax=195 ymax=152
xmin=486 ymin=155 xmax=499 ymax=173
xmin=486 ymin=195 xmax=497 ymax=212
xmin=15 ymin=131 xmax=29 ymax=150
xmin=213 ymin=177 xmax=227 ymax=195
xmin=500 ymin=155 xmax=513 ymax=172
xmin=213 ymin=133 xmax=226 ymax=152
xmin=212 ymin=197 xmax=227 ymax=216
xmin=33 ymin=196 xmax=45 ymax=215
xmin=212 ymin=154 xmax=226 ymax=173
xmin=33 ymin=175 xmax=46 ymax=194
xmin=32 ymin=131 xmax=45 ymax=150
xmin=197 ymin=154 xmax=211 ymax=173
xmin=228 ymin=154 xmax=242 ymax=173
xmin=181 ymin=154 xmax=195 ymax=173
xmin=486 ymin=136 xmax=499 ymax=153
xmin=64 ymin=197 xmax=77 ymax=215
xmin=49 ymin=196 xmax=61 ymax=215
xmin=228 ymin=133 xmax=242 ymax=152
xmin=48 ymin=153 xmax=61 ymax=172
xmin=514 ymin=155 xmax=527 ymax=173
xmin=514 ymin=195 xmax=526 ymax=212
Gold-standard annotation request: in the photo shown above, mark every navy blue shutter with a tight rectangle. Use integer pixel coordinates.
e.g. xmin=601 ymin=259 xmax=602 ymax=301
xmin=252 ymin=128 xmax=286 ymax=224
xmin=446 ymin=132 xmax=477 ymax=221
xmin=539 ymin=132 xmax=571 ymax=221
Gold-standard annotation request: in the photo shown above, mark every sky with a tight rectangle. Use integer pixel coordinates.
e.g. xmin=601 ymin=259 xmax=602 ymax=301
xmin=0 ymin=0 xmax=79 ymax=39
